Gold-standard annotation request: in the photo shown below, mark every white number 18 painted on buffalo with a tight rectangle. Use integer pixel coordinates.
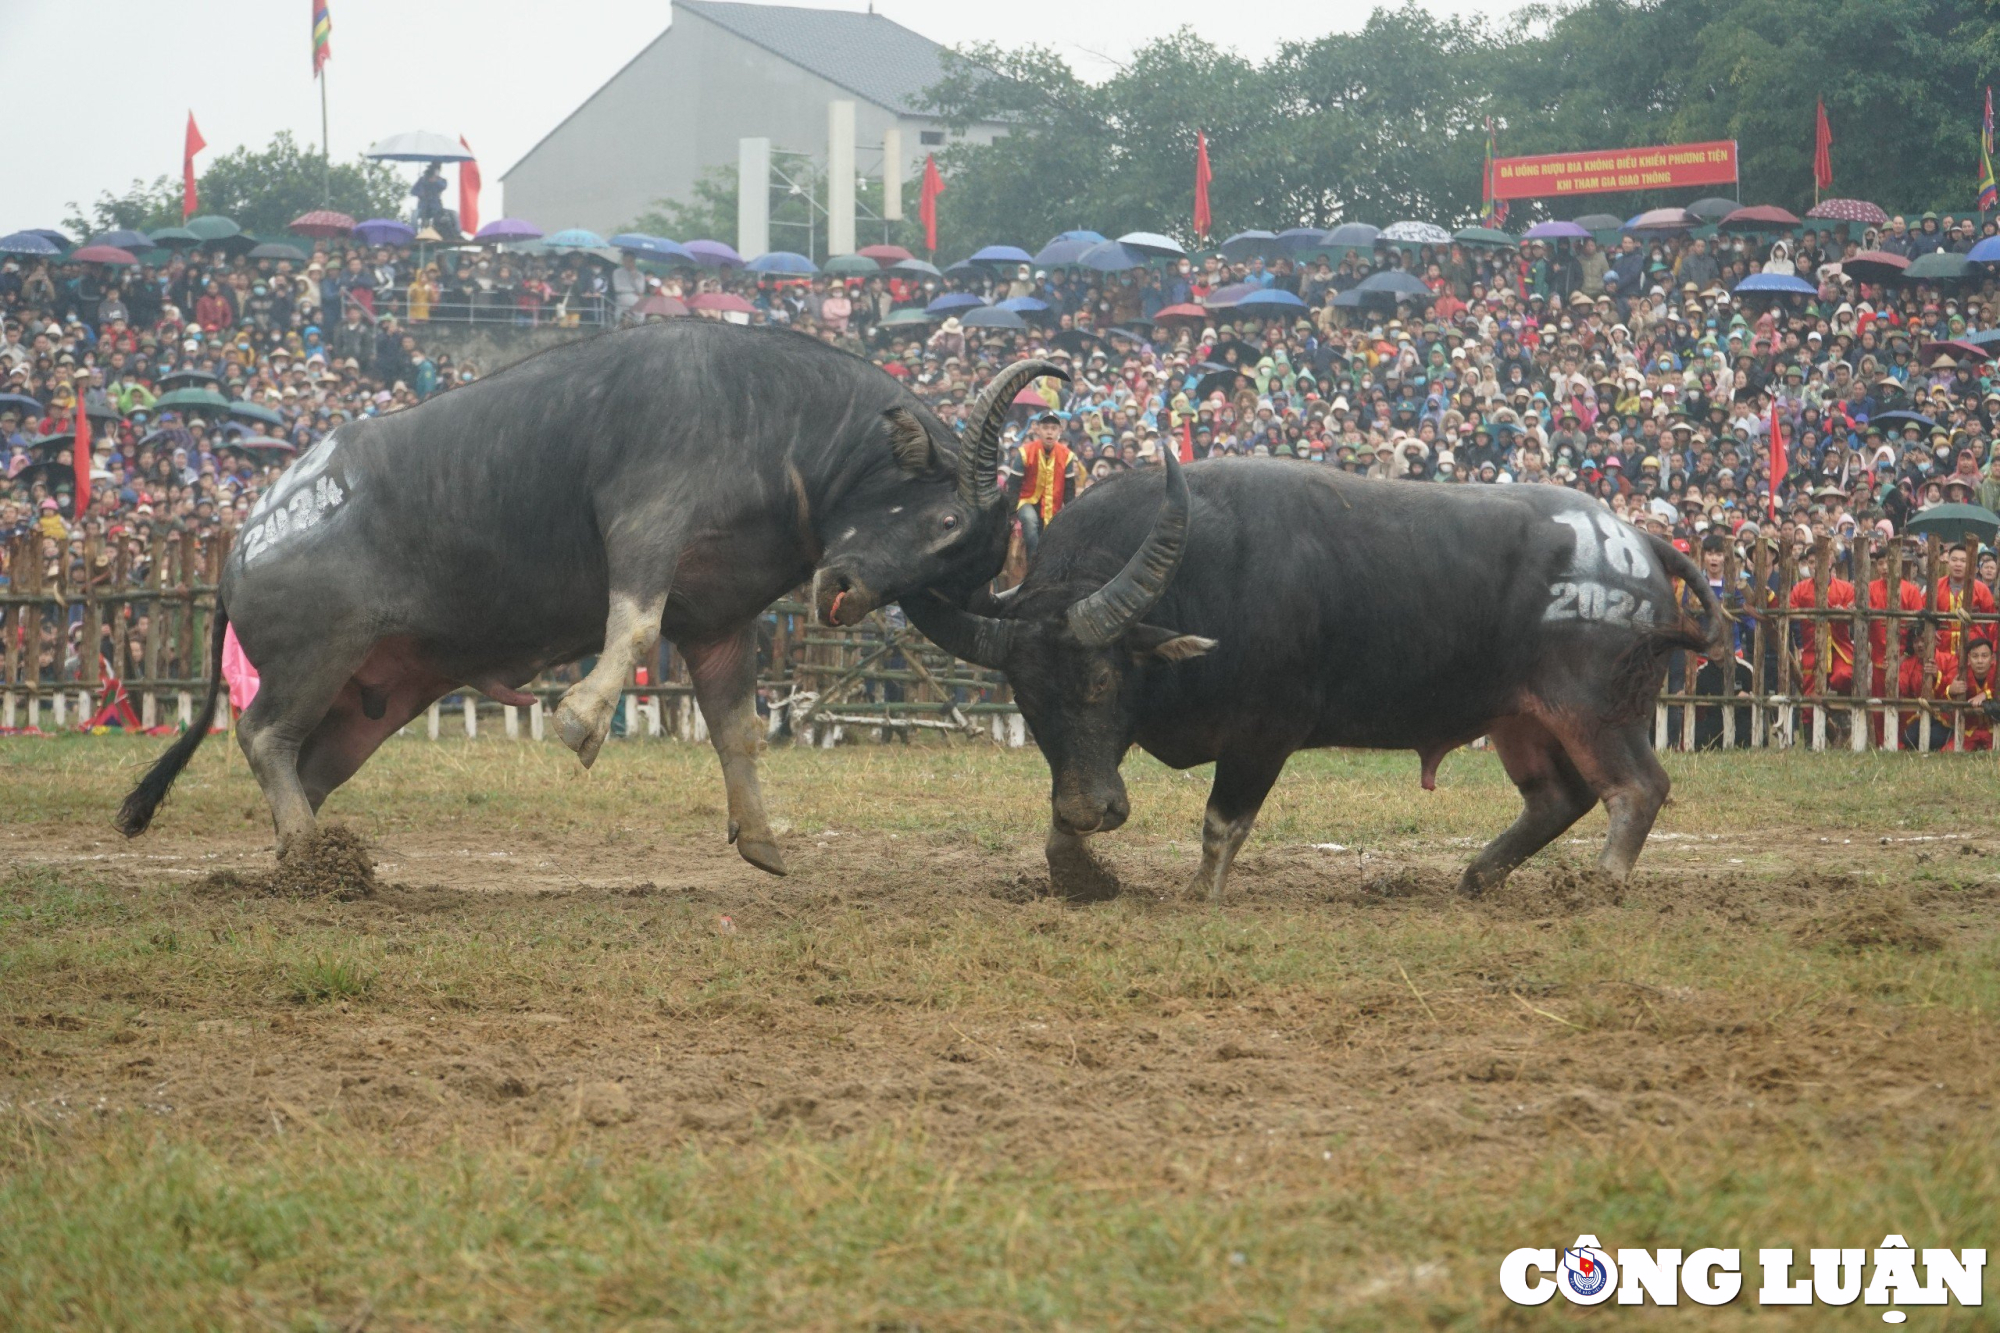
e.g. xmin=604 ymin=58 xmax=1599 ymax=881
xmin=1545 ymin=508 xmax=1655 ymax=627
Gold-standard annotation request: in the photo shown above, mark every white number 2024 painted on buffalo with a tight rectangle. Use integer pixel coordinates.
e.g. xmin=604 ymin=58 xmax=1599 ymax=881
xmin=1544 ymin=508 xmax=1656 ymax=627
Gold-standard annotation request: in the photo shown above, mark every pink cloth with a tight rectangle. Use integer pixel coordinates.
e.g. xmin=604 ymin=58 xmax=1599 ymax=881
xmin=221 ymin=623 xmax=259 ymax=711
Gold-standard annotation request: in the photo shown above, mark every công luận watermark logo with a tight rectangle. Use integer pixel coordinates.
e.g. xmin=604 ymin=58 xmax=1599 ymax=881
xmin=1501 ymin=1235 xmax=1984 ymax=1322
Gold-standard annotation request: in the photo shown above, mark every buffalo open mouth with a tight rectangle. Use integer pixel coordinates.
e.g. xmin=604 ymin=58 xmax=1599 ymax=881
xmin=816 ymin=572 xmax=876 ymax=626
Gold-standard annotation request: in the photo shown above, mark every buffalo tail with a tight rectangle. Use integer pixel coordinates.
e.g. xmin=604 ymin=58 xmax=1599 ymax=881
xmin=115 ymin=601 xmax=230 ymax=838
xmin=1645 ymin=533 xmax=1731 ymax=661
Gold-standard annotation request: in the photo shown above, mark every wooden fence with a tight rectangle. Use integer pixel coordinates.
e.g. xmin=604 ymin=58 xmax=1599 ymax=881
xmin=4 ymin=527 xmax=1996 ymax=753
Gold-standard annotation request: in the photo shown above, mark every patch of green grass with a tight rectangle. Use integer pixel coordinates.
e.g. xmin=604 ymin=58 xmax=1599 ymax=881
xmin=281 ymin=954 xmax=377 ymax=1005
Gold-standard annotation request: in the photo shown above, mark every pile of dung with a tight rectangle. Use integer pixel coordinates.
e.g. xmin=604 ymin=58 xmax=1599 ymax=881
xmin=202 ymin=824 xmax=378 ymax=901
xmin=1794 ymin=890 xmax=1942 ymax=953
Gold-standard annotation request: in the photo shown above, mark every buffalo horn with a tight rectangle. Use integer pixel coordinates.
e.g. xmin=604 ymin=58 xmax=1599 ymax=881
xmin=959 ymin=358 xmax=1071 ymax=509
xmin=1065 ymin=449 xmax=1192 ymax=647
xmin=902 ymin=589 xmax=1016 ymax=669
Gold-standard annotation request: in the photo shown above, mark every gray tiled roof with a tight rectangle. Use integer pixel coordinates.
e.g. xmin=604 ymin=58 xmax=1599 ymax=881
xmin=678 ymin=0 xmax=966 ymax=116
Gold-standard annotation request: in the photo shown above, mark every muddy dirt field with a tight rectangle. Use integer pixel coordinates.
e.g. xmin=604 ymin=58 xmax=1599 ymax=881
xmin=2 ymin=738 xmax=1996 ymax=1327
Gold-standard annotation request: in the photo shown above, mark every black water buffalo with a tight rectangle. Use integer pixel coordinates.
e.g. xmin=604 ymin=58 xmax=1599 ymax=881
xmin=906 ymin=455 xmax=1727 ymax=901
xmin=118 ymin=322 xmax=1063 ymax=873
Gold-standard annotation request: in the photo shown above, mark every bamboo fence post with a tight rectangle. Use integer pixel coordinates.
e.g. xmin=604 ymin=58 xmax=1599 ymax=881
xmin=1811 ymin=534 xmax=1831 ymax=751
xmin=1884 ymin=541 xmax=1905 ymax=752
xmin=1750 ymin=536 xmax=1771 ymax=748
xmin=1776 ymin=537 xmax=1800 ymax=749
xmin=1851 ymin=539 xmax=1872 ymax=752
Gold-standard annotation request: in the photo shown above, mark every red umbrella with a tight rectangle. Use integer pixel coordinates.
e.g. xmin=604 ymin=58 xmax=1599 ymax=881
xmin=1718 ymin=204 xmax=1801 ymax=232
xmin=688 ymin=292 xmax=755 ymax=314
xmin=72 ymin=245 xmax=137 ymax=265
xmin=1841 ymin=250 xmax=1909 ymax=284
xmin=858 ymin=243 xmax=912 ymax=264
xmin=1627 ymin=208 xmax=1701 ymax=232
xmin=633 ymin=293 xmax=689 ymax=319
xmin=290 ymin=209 xmax=356 ymax=239
xmin=1921 ymin=339 xmax=1990 ymax=365
xmin=1154 ymin=303 xmax=1210 ymax=322
xmin=1806 ymin=198 xmax=1889 ymax=225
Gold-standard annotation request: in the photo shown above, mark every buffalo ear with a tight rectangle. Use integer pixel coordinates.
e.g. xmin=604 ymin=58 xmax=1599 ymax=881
xmin=1125 ymin=623 xmax=1216 ymax=662
xmin=884 ymin=408 xmax=936 ymax=472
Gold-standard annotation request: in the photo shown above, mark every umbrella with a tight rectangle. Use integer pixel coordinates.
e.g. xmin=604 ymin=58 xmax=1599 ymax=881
xmin=0 ymin=231 xmax=60 ymax=256
xmin=146 ymin=226 xmax=201 ymax=248
xmin=0 ymin=392 xmax=44 ymax=415
xmin=1718 ymin=204 xmax=1800 ymax=232
xmin=1116 ymin=231 xmax=1185 ymax=258
xmin=1805 ymin=198 xmax=1888 ymax=225
xmin=684 ymin=239 xmax=743 ymax=267
xmin=1192 ymin=369 xmax=1244 ymax=402
xmin=545 ymin=228 xmax=609 ymax=250
xmin=1208 ymin=338 xmax=1263 ymax=365
xmin=290 ymin=210 xmax=356 ymax=239
xmin=1688 ymin=196 xmax=1739 ymax=221
xmin=879 ymin=308 xmax=934 ymax=327
xmin=1453 ymin=226 xmax=1517 ymax=249
xmin=354 ymin=218 xmax=417 ymax=246
xmin=184 ymin=215 xmax=242 ymax=242
xmin=968 ymin=244 xmax=1034 ymax=265
xmin=24 ymin=432 xmax=75 ymax=455
xmin=25 ymin=229 xmax=72 ymax=248
xmin=626 ymin=235 xmax=697 ymax=264
xmin=1524 ymin=220 xmax=1591 ymax=241
xmin=1202 ymin=281 xmax=1262 ymax=308
xmin=1357 ymin=270 xmax=1434 ymax=299
xmin=81 ymin=394 xmax=121 ymax=421
xmin=1077 ymin=241 xmax=1148 ymax=272
xmin=1921 ymin=339 xmax=1990 ymax=364
xmin=224 ymin=436 xmax=298 ymax=457
xmin=1381 ymin=220 xmax=1450 ymax=244
xmin=157 ymin=368 xmax=220 ymax=390
xmin=364 ymin=130 xmax=475 ymax=162
xmin=1872 ymin=410 xmax=1937 ymax=434
xmin=889 ymin=258 xmax=942 ymax=277
xmin=687 ymin=292 xmax=755 ymax=314
xmin=1329 ymin=288 xmax=1378 ymax=309
xmin=1276 ymin=226 xmax=1327 ymax=254
xmin=474 ymin=218 xmax=542 ymax=243
xmin=1905 ymin=503 xmax=2000 ymax=544
xmin=1047 ymin=229 xmax=1107 ymax=245
xmin=632 ymin=294 xmax=690 ymax=320
xmin=1047 ymin=329 xmax=1106 ymax=357
xmin=1906 ymin=251 xmax=1973 ymax=282
xmin=745 ymin=250 xmax=818 ymax=274
xmin=996 ymin=296 xmax=1050 ymax=314
xmin=1033 ymin=238 xmax=1099 ymax=266
xmin=87 ymin=229 xmax=152 ymax=251
xmin=1153 ymin=303 xmax=1208 ymax=323
xmin=1572 ymin=213 xmax=1622 ymax=230
xmin=248 ymin=242 xmax=309 ymax=262
xmin=823 ymin=254 xmax=880 ymax=276
xmin=1626 ymin=208 xmax=1700 ymax=232
xmin=1323 ymin=223 xmax=1381 ymax=248
xmin=13 ymin=461 xmax=75 ymax=493
xmin=70 ymin=245 xmax=137 ymax=265
xmin=153 ymin=387 xmax=232 ymax=412
xmin=1840 ymin=250 xmax=1909 ymax=284
xmin=961 ymin=306 xmax=1028 ymax=330
xmin=925 ymin=293 xmax=986 ymax=314
xmin=1969 ymin=236 xmax=2000 ymax=264
xmin=1233 ymin=289 xmax=1308 ymax=312
xmin=1964 ymin=328 xmax=2000 ymax=348
xmin=859 ymin=243 xmax=912 ymax=264
xmin=228 ymin=400 xmax=286 ymax=427
xmin=1219 ymin=230 xmax=1282 ymax=261
xmin=1733 ymin=273 xmax=1816 ymax=296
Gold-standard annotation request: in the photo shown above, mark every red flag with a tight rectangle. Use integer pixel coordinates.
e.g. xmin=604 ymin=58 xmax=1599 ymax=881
xmin=1768 ymin=397 xmax=1785 ymax=524
xmin=1193 ymin=130 xmax=1213 ymax=241
xmin=458 ymin=135 xmax=481 ymax=236
xmin=919 ymin=155 xmax=944 ymax=253
xmin=182 ymin=112 xmax=206 ymax=221
xmin=1813 ymin=99 xmax=1834 ymax=194
xmin=72 ymin=388 xmax=92 ymax=517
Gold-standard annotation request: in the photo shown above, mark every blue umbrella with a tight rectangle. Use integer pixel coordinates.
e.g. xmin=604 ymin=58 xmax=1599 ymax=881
xmin=1524 ymin=220 xmax=1591 ymax=241
xmin=0 ymin=231 xmax=60 ymax=256
xmin=1331 ymin=288 xmax=1373 ymax=308
xmin=1220 ymin=229 xmax=1281 ymax=261
xmin=1078 ymin=241 xmax=1148 ymax=272
xmin=0 ymin=393 xmax=43 ymax=415
xmin=1357 ymin=270 xmax=1433 ymax=299
xmin=1203 ymin=282 xmax=1262 ymax=307
xmin=1033 ymin=238 xmax=1098 ymax=267
xmin=996 ymin=296 xmax=1050 ymax=313
xmin=1233 ymin=289 xmax=1309 ymax=312
xmin=1117 ymin=231 xmax=1185 ymax=258
xmin=1963 ymin=329 xmax=2000 ymax=347
xmin=1872 ymin=410 xmax=1937 ymax=433
xmin=925 ymin=293 xmax=987 ymax=314
xmin=1048 ymin=229 xmax=1107 ymax=245
xmin=610 ymin=234 xmax=695 ymax=264
xmin=1969 ymin=236 xmax=2000 ymax=264
xmin=1322 ymin=223 xmax=1380 ymax=248
xmin=546 ymin=227 xmax=609 ymax=250
xmin=353 ymin=218 xmax=416 ymax=246
xmin=87 ymin=229 xmax=153 ymax=251
xmin=1276 ymin=227 xmax=1327 ymax=254
xmin=969 ymin=244 xmax=1033 ymax=265
xmin=27 ymin=229 xmax=72 ymax=248
xmin=746 ymin=250 xmax=819 ymax=274
xmin=961 ymin=305 xmax=1028 ymax=330
xmin=685 ymin=239 xmax=743 ymax=267
xmin=1733 ymin=273 xmax=1816 ymax=296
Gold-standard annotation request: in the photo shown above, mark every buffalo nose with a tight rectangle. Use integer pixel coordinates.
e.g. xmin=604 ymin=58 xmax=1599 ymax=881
xmin=1098 ymin=793 xmax=1130 ymax=831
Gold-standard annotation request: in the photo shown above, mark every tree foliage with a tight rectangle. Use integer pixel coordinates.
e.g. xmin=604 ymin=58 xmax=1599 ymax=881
xmin=912 ymin=0 xmax=2000 ymax=255
xmin=63 ymin=131 xmax=407 ymax=239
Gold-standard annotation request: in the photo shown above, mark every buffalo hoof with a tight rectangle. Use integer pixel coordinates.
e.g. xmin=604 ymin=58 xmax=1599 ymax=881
xmin=736 ymin=836 xmax=789 ymax=877
xmin=1047 ymin=849 xmax=1120 ymax=903
xmin=1456 ymin=866 xmax=1498 ymax=898
xmin=554 ymin=693 xmax=611 ymax=769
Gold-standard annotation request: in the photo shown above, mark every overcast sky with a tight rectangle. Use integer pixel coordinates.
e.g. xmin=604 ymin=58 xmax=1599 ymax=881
xmin=2 ymin=0 xmax=1518 ymax=236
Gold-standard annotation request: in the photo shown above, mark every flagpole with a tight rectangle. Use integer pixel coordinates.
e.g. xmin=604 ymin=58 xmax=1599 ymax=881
xmin=320 ymin=69 xmax=331 ymax=203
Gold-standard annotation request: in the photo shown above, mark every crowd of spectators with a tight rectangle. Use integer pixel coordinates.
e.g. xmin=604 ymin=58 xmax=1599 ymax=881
xmin=7 ymin=188 xmax=2000 ymax=737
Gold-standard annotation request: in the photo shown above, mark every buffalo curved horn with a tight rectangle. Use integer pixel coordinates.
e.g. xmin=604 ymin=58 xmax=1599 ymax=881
xmin=901 ymin=589 xmax=1016 ymax=669
xmin=959 ymin=358 xmax=1071 ymax=509
xmin=1065 ymin=449 xmax=1192 ymax=647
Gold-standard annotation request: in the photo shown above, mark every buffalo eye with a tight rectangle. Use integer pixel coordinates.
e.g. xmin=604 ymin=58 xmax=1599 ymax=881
xmin=940 ymin=513 xmax=960 ymax=532
xmin=1083 ymin=661 xmax=1115 ymax=703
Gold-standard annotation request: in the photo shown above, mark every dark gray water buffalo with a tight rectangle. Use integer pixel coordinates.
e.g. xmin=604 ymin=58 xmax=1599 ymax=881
xmin=118 ymin=322 xmax=1063 ymax=873
xmin=906 ymin=455 xmax=1727 ymax=901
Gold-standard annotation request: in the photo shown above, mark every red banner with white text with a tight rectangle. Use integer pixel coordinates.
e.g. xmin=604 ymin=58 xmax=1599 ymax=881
xmin=1488 ymin=140 xmax=1738 ymax=200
